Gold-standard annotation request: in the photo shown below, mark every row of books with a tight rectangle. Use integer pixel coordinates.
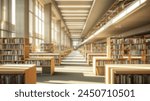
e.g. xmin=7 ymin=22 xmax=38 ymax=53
xmin=0 ymin=38 xmax=25 ymax=44
xmin=2 ymin=56 xmax=24 ymax=61
xmin=96 ymin=59 xmax=142 ymax=67
xmin=2 ymin=45 xmax=24 ymax=49
xmin=0 ymin=74 xmax=25 ymax=84
xmin=110 ymin=38 xmax=145 ymax=44
xmin=93 ymin=43 xmax=107 ymax=53
xmin=30 ymin=55 xmax=60 ymax=59
xmin=25 ymin=60 xmax=51 ymax=67
xmin=1 ymin=50 xmax=24 ymax=55
xmin=111 ymin=55 xmax=124 ymax=59
xmin=0 ymin=45 xmax=2 ymax=49
xmin=2 ymin=61 xmax=24 ymax=64
xmin=124 ymin=38 xmax=144 ymax=44
xmin=130 ymin=44 xmax=145 ymax=50
xmin=1 ymin=38 xmax=25 ymax=44
xmin=96 ymin=60 xmax=128 ymax=66
xmin=111 ymin=44 xmax=123 ymax=49
xmin=40 ymin=43 xmax=55 ymax=52
xmin=115 ymin=74 xmax=150 ymax=84
xmin=111 ymin=51 xmax=124 ymax=55
xmin=130 ymin=50 xmax=144 ymax=55
xmin=111 ymin=39 xmax=124 ymax=44
xmin=130 ymin=59 xmax=142 ymax=64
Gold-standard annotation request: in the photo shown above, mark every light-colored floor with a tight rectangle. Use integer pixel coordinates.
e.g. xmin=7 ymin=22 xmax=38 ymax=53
xmin=37 ymin=66 xmax=104 ymax=84
xmin=37 ymin=50 xmax=105 ymax=84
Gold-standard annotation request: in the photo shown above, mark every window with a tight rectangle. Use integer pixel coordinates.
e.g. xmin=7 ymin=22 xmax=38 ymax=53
xmin=29 ymin=0 xmax=44 ymax=51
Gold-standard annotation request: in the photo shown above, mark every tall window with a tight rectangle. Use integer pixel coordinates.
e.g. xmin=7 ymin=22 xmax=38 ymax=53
xmin=0 ymin=0 xmax=14 ymax=37
xmin=29 ymin=0 xmax=44 ymax=51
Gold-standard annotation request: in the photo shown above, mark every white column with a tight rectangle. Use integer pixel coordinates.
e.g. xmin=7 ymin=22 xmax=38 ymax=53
xmin=44 ymin=3 xmax=52 ymax=43
xmin=57 ymin=20 xmax=61 ymax=51
xmin=16 ymin=0 xmax=29 ymax=38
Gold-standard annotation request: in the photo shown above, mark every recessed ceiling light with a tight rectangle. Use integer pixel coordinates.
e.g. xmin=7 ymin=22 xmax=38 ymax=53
xmin=63 ymin=17 xmax=87 ymax=19
xmin=61 ymin=10 xmax=89 ymax=13
xmin=58 ymin=5 xmax=91 ymax=8
xmin=62 ymin=14 xmax=88 ymax=16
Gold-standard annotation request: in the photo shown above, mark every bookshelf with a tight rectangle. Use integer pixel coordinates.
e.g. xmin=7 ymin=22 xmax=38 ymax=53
xmin=0 ymin=38 xmax=29 ymax=64
xmin=107 ymin=37 xmax=145 ymax=63
xmin=105 ymin=64 xmax=150 ymax=84
xmin=40 ymin=43 xmax=55 ymax=52
xmin=61 ymin=49 xmax=72 ymax=58
xmin=87 ymin=53 xmax=106 ymax=65
xmin=25 ymin=57 xmax=55 ymax=75
xmin=93 ymin=57 xmax=128 ymax=76
xmin=145 ymin=35 xmax=150 ymax=64
xmin=92 ymin=41 xmax=106 ymax=53
xmin=29 ymin=52 xmax=61 ymax=65
xmin=0 ymin=64 xmax=36 ymax=84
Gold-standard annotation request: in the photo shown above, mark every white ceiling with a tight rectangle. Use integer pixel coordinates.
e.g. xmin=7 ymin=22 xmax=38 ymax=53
xmin=55 ymin=0 xmax=94 ymax=39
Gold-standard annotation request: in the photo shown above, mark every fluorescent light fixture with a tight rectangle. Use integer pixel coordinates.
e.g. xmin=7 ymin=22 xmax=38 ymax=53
xmin=67 ymin=24 xmax=84 ymax=26
xmin=79 ymin=0 xmax=147 ymax=46
xmin=61 ymin=10 xmax=89 ymax=13
xmin=56 ymin=0 xmax=93 ymax=1
xmin=63 ymin=17 xmax=87 ymax=19
xmin=58 ymin=5 xmax=91 ymax=8
xmin=62 ymin=14 xmax=88 ymax=16
xmin=66 ymin=22 xmax=85 ymax=24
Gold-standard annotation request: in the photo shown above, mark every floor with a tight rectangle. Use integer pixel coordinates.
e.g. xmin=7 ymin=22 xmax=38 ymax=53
xmin=37 ymin=51 xmax=104 ymax=84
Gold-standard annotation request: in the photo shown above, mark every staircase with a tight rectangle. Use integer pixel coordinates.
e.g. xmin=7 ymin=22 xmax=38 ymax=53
xmin=61 ymin=51 xmax=88 ymax=65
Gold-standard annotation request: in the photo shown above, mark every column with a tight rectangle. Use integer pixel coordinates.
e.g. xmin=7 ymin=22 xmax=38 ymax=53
xmin=44 ymin=3 xmax=52 ymax=43
xmin=8 ymin=0 xmax=12 ymax=37
xmin=0 ymin=0 xmax=2 ymax=37
xmin=0 ymin=0 xmax=13 ymax=37
xmin=57 ymin=20 xmax=61 ymax=51
xmin=16 ymin=0 xmax=29 ymax=38
xmin=61 ymin=28 xmax=64 ymax=50
xmin=90 ymin=43 xmax=93 ymax=52
xmin=32 ymin=0 xmax=36 ymax=51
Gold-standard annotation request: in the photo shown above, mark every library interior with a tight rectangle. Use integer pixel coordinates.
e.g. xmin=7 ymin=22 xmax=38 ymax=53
xmin=0 ymin=0 xmax=150 ymax=84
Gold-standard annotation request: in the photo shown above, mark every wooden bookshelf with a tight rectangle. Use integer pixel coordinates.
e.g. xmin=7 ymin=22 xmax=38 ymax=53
xmin=145 ymin=35 xmax=150 ymax=64
xmin=29 ymin=52 xmax=61 ymax=65
xmin=87 ymin=53 xmax=106 ymax=65
xmin=93 ymin=57 xmax=128 ymax=76
xmin=40 ymin=43 xmax=55 ymax=52
xmin=25 ymin=57 xmax=55 ymax=75
xmin=0 ymin=38 xmax=29 ymax=64
xmin=107 ymin=37 xmax=145 ymax=63
xmin=105 ymin=64 xmax=150 ymax=84
xmin=61 ymin=49 xmax=72 ymax=58
xmin=0 ymin=64 xmax=36 ymax=84
xmin=92 ymin=41 xmax=106 ymax=53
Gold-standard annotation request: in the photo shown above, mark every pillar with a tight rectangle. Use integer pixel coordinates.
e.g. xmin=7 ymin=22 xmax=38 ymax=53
xmin=90 ymin=43 xmax=93 ymax=52
xmin=57 ymin=20 xmax=61 ymax=51
xmin=44 ymin=3 xmax=52 ymax=43
xmin=16 ymin=0 xmax=29 ymax=38
xmin=0 ymin=0 xmax=2 ymax=37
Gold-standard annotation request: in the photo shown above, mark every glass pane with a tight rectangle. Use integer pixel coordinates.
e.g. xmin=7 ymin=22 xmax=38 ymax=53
xmin=29 ymin=0 xmax=33 ymax=12
xmin=29 ymin=13 xmax=33 ymax=36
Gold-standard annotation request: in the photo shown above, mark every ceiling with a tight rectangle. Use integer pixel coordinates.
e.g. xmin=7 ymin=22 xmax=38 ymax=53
xmin=89 ymin=0 xmax=150 ymax=42
xmin=43 ymin=0 xmax=116 ymax=40
xmin=55 ymin=0 xmax=94 ymax=39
